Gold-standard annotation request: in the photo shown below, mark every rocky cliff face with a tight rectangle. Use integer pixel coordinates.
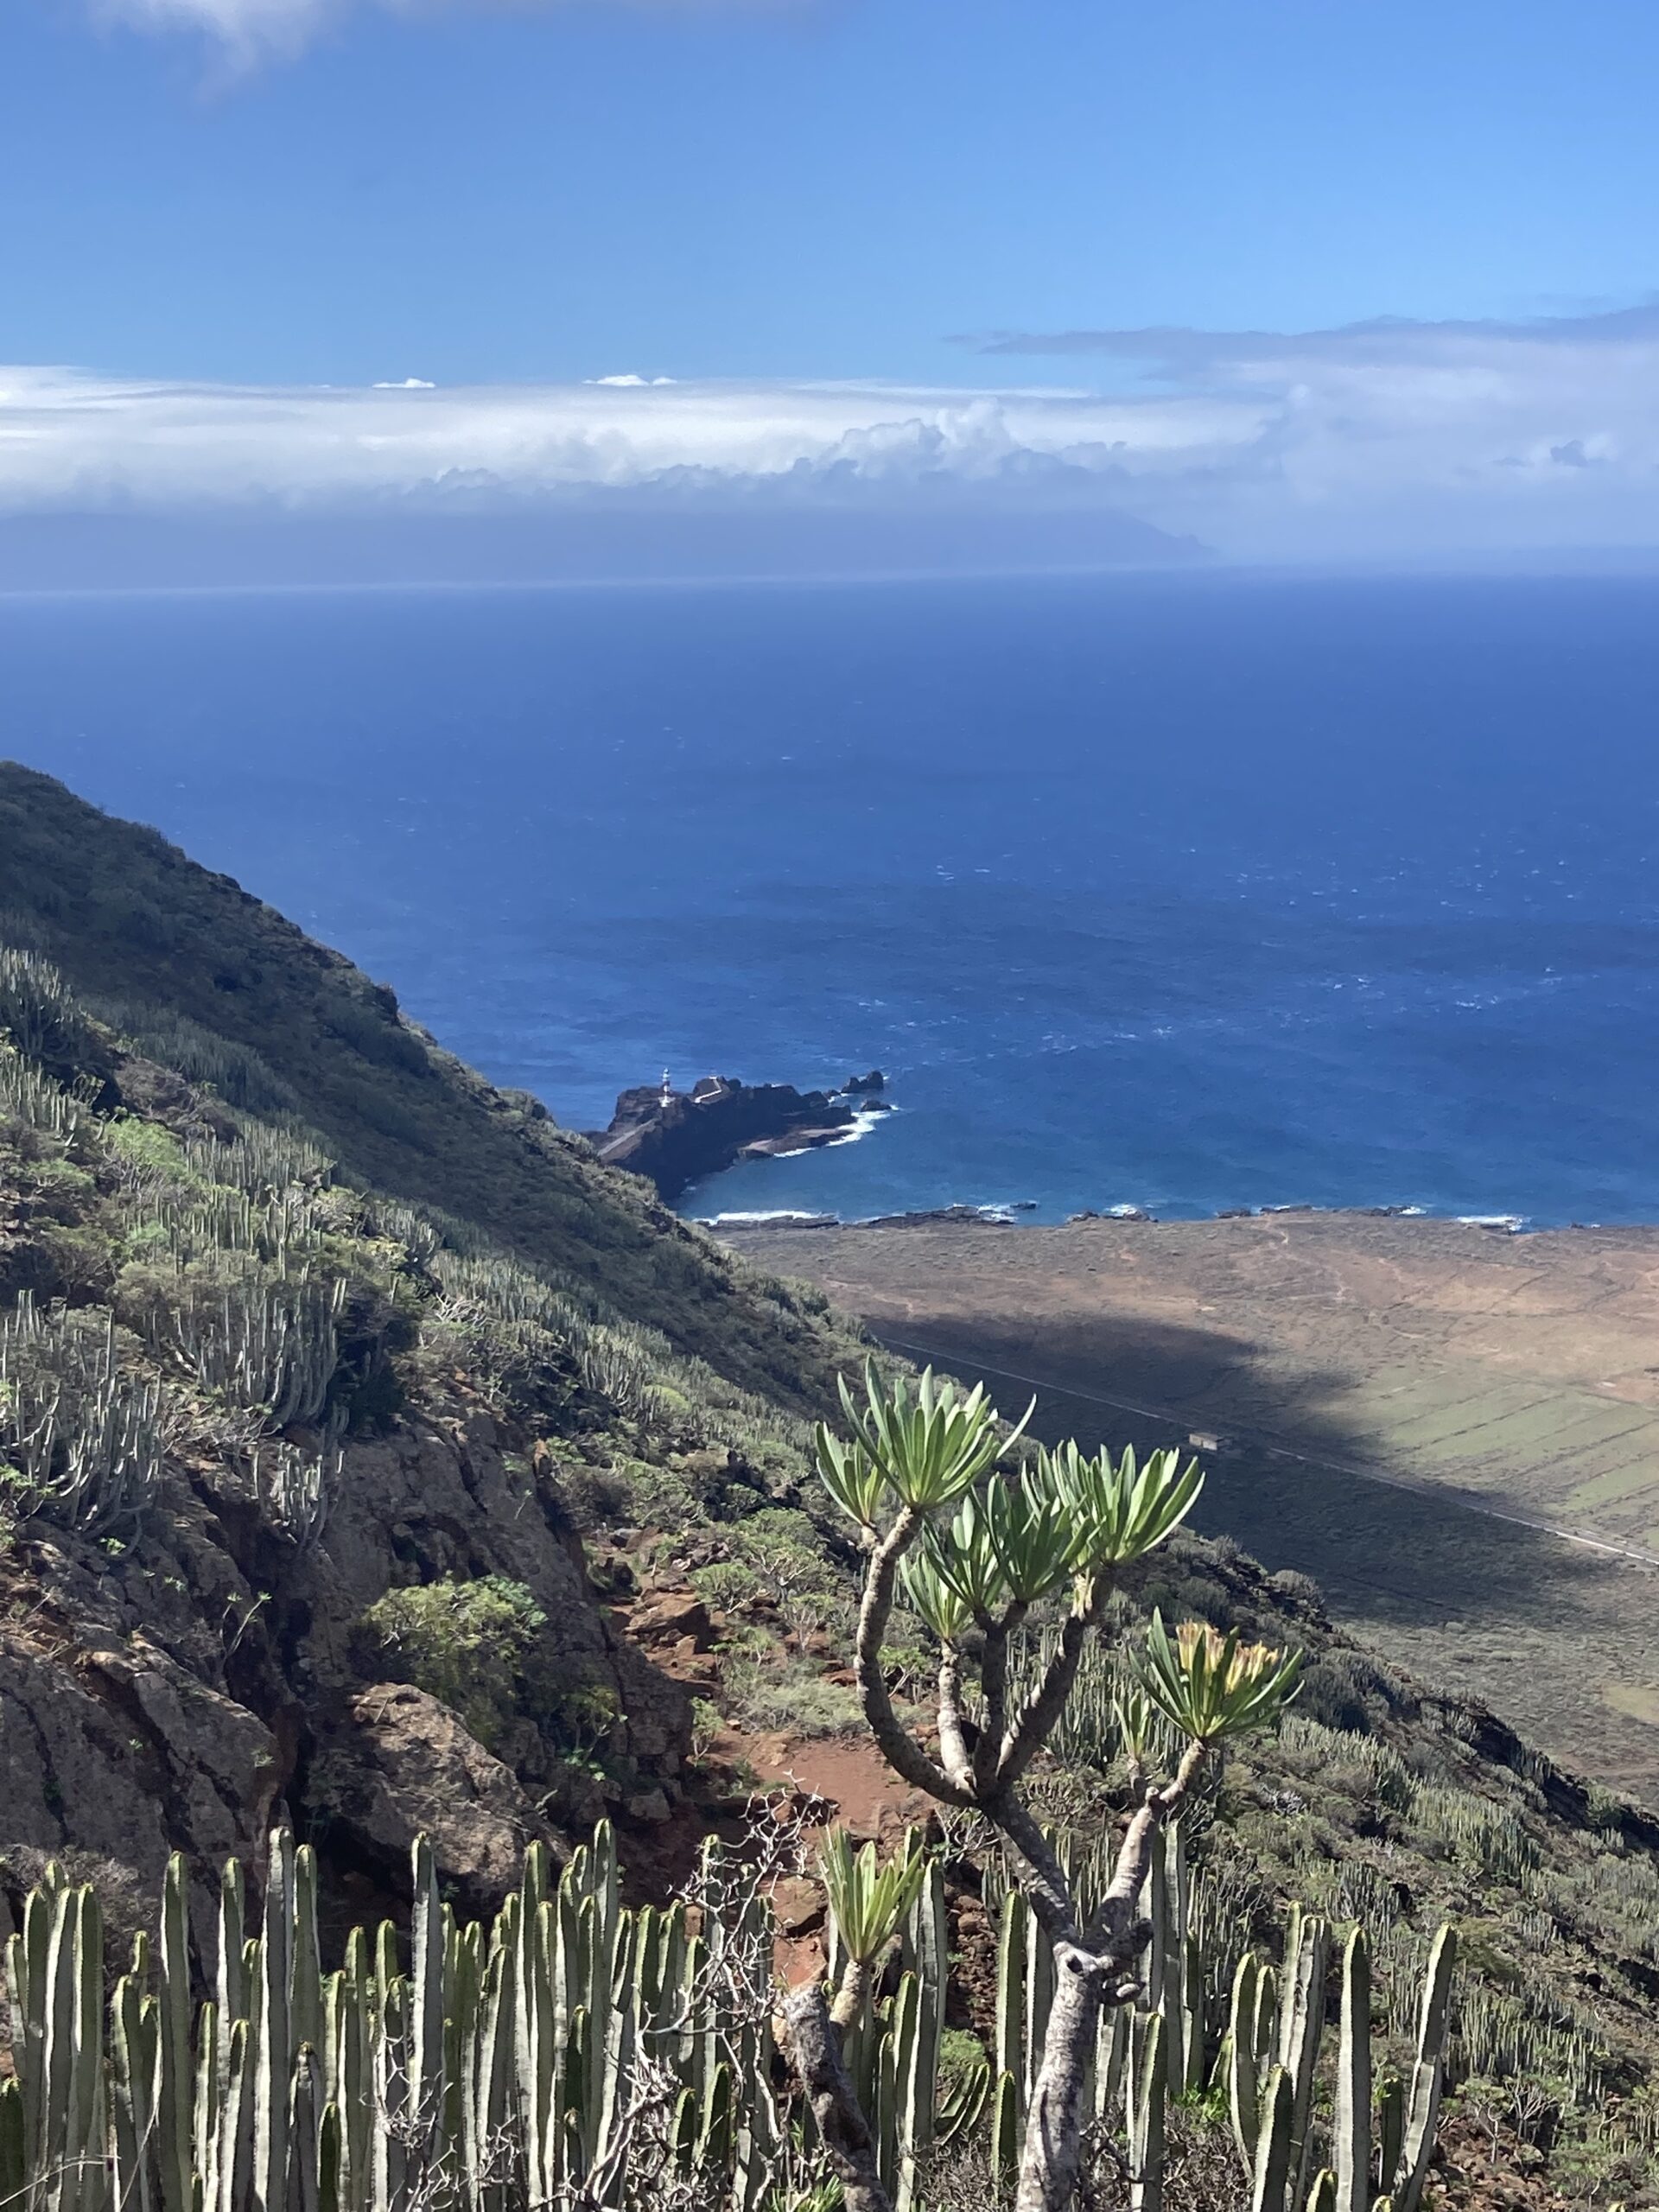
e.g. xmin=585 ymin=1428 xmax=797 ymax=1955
xmin=0 ymin=1389 xmax=691 ymax=1925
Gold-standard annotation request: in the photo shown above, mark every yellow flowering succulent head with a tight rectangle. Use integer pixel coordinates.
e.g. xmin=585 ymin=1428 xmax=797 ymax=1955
xmin=1135 ymin=1611 xmax=1303 ymax=1745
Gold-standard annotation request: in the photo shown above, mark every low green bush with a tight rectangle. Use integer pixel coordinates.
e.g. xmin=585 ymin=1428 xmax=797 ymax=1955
xmin=359 ymin=1576 xmax=547 ymax=1751
xmin=721 ymin=1649 xmax=861 ymax=1738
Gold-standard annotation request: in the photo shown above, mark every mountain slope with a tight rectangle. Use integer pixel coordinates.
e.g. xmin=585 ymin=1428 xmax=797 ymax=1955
xmin=0 ymin=760 xmax=853 ymax=1412
xmin=0 ymin=762 xmax=874 ymax=1922
xmin=0 ymin=765 xmax=1654 ymax=2204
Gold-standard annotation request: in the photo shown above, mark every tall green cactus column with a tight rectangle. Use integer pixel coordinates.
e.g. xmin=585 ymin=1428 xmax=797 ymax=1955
xmin=990 ymin=1889 xmax=1029 ymax=2187
xmin=1388 ymin=1928 xmax=1456 ymax=2212
xmin=1332 ymin=1929 xmax=1373 ymax=2212
xmin=1277 ymin=1904 xmax=1332 ymax=2203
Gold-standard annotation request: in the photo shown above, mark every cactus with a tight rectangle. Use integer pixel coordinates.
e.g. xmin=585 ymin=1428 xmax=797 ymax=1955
xmin=1129 ymin=2010 xmax=1166 ymax=2212
xmin=1333 ymin=1928 xmax=1372 ymax=2212
xmin=0 ymin=1822 xmax=1475 ymax=2212
xmin=157 ymin=1854 xmax=194 ymax=2212
xmin=1376 ymin=2075 xmax=1404 ymax=2200
xmin=252 ymin=1830 xmax=293 ymax=2212
xmin=1094 ymin=1999 xmax=1130 ymax=2127
xmin=1389 ymin=1927 xmax=1456 ymax=2212
xmin=1229 ymin=1955 xmax=1270 ymax=2171
xmin=0 ymin=1297 xmax=164 ymax=1546
xmin=111 ymin=1966 xmax=156 ymax=2212
xmin=893 ymin=1854 xmax=945 ymax=2212
xmin=0 ymin=2079 xmax=26 ymax=2212
xmin=408 ymin=1835 xmax=444 ymax=2161
xmin=1252 ymin=2065 xmax=1295 ymax=2212
xmin=988 ymin=2069 xmax=1021 ymax=2187
xmin=995 ymin=1888 xmax=1029 ymax=2148
xmin=1278 ymin=1905 xmax=1331 ymax=2202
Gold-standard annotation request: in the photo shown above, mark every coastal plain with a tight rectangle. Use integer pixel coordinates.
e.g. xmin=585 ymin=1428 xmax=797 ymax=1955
xmin=717 ymin=1210 xmax=1659 ymax=1805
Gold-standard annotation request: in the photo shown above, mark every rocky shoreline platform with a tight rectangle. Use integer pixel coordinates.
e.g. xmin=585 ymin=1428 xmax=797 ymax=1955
xmin=586 ymin=1069 xmax=888 ymax=1203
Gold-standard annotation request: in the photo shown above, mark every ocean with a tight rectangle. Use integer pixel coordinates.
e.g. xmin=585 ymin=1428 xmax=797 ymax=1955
xmin=4 ymin=570 xmax=1658 ymax=1228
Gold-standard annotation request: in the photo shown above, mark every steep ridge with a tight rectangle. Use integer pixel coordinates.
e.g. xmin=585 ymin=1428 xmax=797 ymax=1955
xmin=0 ymin=762 xmax=872 ymax=1920
xmin=0 ymin=762 xmax=849 ymax=1413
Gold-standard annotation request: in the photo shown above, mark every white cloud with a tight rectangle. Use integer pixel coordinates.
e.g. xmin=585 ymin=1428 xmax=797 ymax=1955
xmin=98 ymin=0 xmax=334 ymax=60
xmin=964 ymin=304 xmax=1659 ymax=560
xmin=3 ymin=313 xmax=1658 ymax=564
xmin=0 ymin=366 xmax=1241 ymax=511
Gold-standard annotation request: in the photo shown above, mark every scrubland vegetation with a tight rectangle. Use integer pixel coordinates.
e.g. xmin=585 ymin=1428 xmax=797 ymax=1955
xmin=0 ymin=764 xmax=1655 ymax=2209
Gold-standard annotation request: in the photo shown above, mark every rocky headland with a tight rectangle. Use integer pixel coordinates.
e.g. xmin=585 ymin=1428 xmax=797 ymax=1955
xmin=588 ymin=1070 xmax=887 ymax=1202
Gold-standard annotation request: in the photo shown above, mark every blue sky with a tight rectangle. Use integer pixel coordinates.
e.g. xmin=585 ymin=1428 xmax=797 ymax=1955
xmin=5 ymin=0 xmax=1659 ymax=570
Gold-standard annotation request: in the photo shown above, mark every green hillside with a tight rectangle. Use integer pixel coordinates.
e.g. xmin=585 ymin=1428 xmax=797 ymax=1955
xmin=0 ymin=760 xmax=856 ymax=1413
xmin=0 ymin=762 xmax=1655 ymax=2205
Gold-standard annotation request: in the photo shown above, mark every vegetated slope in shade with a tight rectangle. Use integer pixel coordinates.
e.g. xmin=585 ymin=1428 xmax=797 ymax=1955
xmin=0 ymin=760 xmax=855 ymax=1417
xmin=716 ymin=1213 xmax=1659 ymax=1806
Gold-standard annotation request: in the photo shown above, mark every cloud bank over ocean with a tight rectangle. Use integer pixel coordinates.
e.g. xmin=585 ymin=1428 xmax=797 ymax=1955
xmin=964 ymin=302 xmax=1659 ymax=562
xmin=3 ymin=305 xmax=1657 ymax=585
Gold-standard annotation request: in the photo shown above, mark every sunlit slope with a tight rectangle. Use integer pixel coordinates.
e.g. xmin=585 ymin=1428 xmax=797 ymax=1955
xmin=0 ymin=760 xmax=862 ymax=1416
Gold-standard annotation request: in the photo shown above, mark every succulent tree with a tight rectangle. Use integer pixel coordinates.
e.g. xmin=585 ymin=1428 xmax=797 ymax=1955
xmin=794 ymin=1363 xmax=1302 ymax=2212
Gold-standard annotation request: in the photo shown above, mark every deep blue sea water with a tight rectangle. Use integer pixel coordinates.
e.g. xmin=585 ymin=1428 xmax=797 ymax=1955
xmin=4 ymin=571 xmax=1658 ymax=1227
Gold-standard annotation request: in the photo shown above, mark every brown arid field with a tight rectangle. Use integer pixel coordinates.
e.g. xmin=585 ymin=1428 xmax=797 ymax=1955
xmin=718 ymin=1211 xmax=1659 ymax=1807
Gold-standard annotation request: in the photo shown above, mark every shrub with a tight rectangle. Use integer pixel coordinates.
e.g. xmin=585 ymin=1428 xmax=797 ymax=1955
xmin=1298 ymin=1652 xmax=1382 ymax=1732
xmin=359 ymin=1575 xmax=547 ymax=1751
xmin=105 ymin=1116 xmax=194 ymax=1184
xmin=689 ymin=1696 xmax=722 ymax=1763
xmin=690 ymin=1560 xmax=761 ymax=1616
xmin=721 ymin=1649 xmax=861 ymax=1739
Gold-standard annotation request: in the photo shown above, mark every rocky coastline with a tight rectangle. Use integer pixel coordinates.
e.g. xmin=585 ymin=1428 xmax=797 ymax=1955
xmin=715 ymin=1198 xmax=1538 ymax=1235
xmin=586 ymin=1069 xmax=888 ymax=1204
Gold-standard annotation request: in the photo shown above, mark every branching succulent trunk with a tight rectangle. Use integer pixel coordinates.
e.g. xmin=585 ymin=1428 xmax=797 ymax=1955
xmin=842 ymin=1519 xmax=1211 ymax=2210
xmin=815 ymin=1374 xmax=1252 ymax=2212
xmin=1014 ymin=1942 xmax=1114 ymax=2212
xmin=1009 ymin=1752 xmax=1205 ymax=2211
xmin=781 ymin=1978 xmax=893 ymax=2212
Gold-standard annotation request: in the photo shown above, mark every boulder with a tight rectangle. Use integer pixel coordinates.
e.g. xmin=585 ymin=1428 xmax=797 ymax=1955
xmin=630 ymin=1591 xmax=715 ymax=1652
xmin=310 ymin=1685 xmax=552 ymax=1913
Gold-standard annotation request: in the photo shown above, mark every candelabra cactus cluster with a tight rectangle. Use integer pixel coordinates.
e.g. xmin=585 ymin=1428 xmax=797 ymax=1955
xmin=162 ymin=1272 xmax=346 ymax=1432
xmin=1224 ymin=1906 xmax=1455 ymax=2212
xmin=0 ymin=1814 xmax=1466 ymax=2212
xmin=251 ymin=1432 xmax=341 ymax=1551
xmin=0 ymin=1823 xmax=810 ymax=2212
xmin=0 ymin=1294 xmax=165 ymax=1547
xmin=0 ymin=946 xmax=94 ymax=1071
xmin=0 ymin=1039 xmax=92 ymax=1146
xmin=953 ymin=1823 xmax=1458 ymax=2212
